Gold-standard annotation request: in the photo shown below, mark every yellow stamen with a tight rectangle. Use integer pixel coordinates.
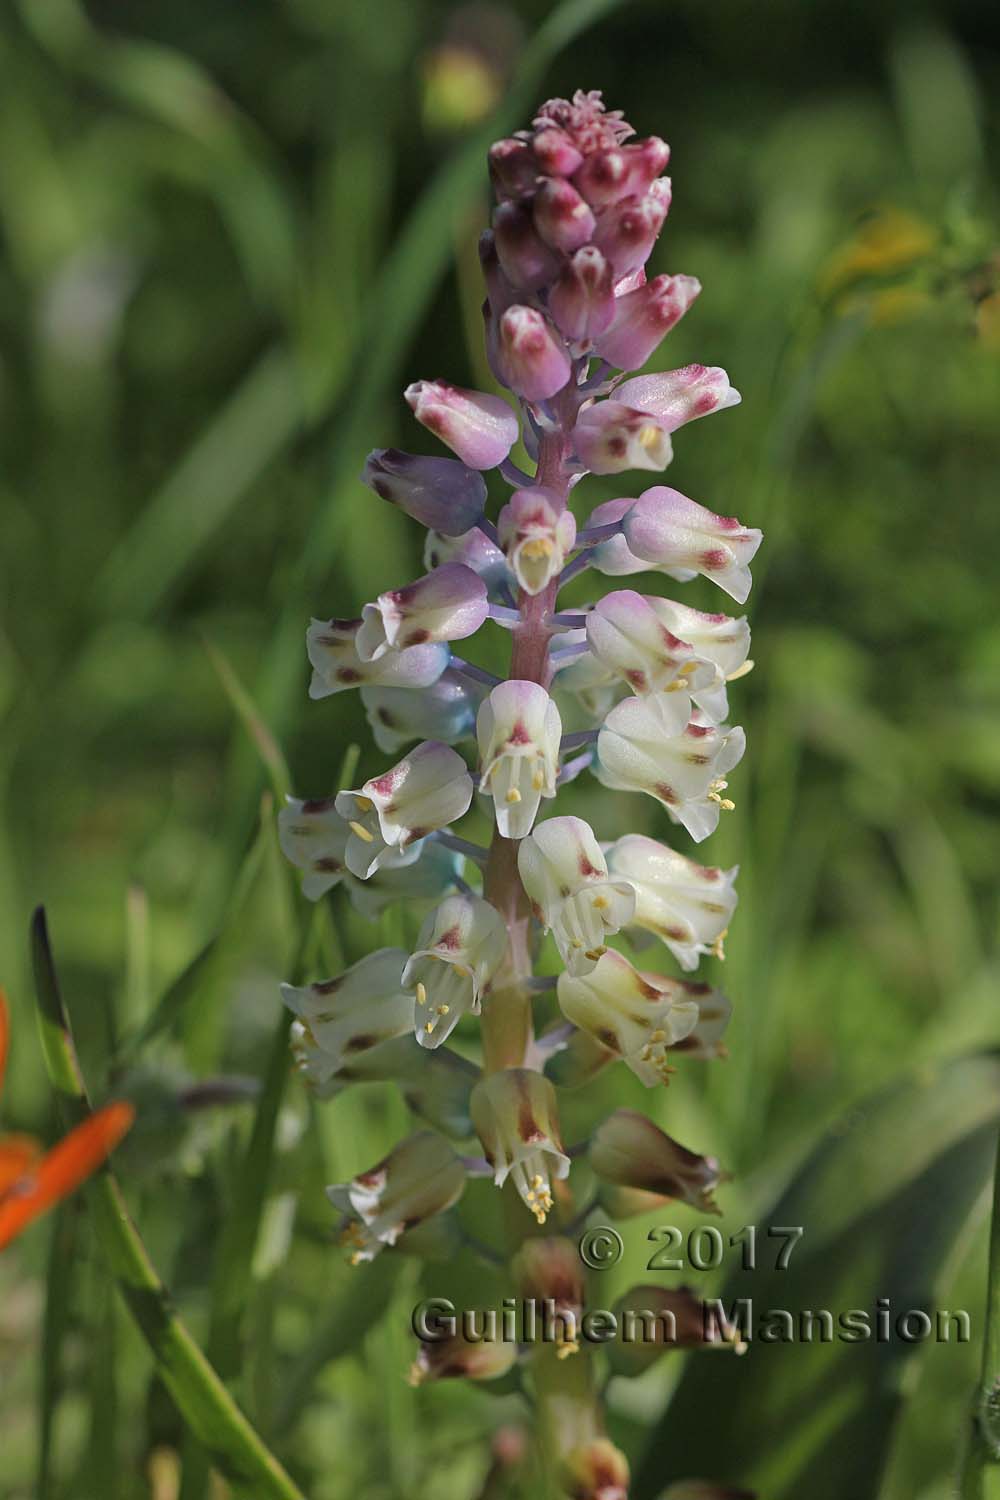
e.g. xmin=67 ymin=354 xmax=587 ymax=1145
xmin=415 ymin=982 xmax=428 ymax=1006
xmin=349 ymin=820 xmax=375 ymax=843
xmin=638 ymin=424 xmax=661 ymax=450
xmin=505 ymin=787 xmax=522 ymax=804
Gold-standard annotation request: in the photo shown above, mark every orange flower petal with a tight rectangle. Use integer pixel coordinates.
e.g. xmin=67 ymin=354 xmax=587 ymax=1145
xmin=0 ymin=1136 xmax=41 ymax=1197
xmin=0 ymin=1101 xmax=134 ymax=1251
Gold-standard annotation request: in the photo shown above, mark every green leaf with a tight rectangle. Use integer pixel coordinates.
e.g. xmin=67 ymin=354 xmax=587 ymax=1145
xmin=634 ymin=1053 xmax=1000 ymax=1500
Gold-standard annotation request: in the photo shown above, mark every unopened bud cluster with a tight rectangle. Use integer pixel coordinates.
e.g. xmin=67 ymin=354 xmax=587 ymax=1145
xmin=279 ymin=89 xmax=760 ymax=1500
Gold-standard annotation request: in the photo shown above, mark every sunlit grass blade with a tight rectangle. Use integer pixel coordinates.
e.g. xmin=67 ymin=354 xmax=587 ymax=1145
xmin=203 ymin=634 xmax=292 ymax=805
xmin=30 ymin=906 xmax=306 ymax=1500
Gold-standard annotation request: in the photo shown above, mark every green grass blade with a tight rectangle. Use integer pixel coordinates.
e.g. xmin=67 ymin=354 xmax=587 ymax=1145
xmin=30 ymin=906 xmax=306 ymax=1500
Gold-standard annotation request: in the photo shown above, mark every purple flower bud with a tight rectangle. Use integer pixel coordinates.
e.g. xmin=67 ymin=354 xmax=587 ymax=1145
xmin=531 ymin=125 xmax=583 ymax=177
xmin=595 ymin=273 xmax=701 ymax=369
xmin=361 ymin=448 xmax=486 ymax=536
xmin=497 ymin=306 xmax=572 ymax=402
xmin=532 ymin=176 xmax=596 ymax=253
xmin=615 ymin=364 xmax=741 ymax=431
xmin=488 ymin=137 xmax=538 ymax=199
xmin=404 ymin=380 xmax=519 ymax=470
xmin=492 ymin=200 xmax=561 ymax=290
xmin=592 ymin=182 xmax=672 ymax=278
xmin=361 ymin=669 xmax=478 ymax=755
xmin=574 ymin=135 xmax=671 ymax=208
xmin=548 ymin=246 xmax=616 ymax=346
xmin=572 ymin=401 xmax=673 ymax=474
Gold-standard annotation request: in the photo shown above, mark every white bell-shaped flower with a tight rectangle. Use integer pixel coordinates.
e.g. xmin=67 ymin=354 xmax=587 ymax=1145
xmin=557 ymin=949 xmax=701 ymax=1086
xmin=402 ymin=893 xmax=508 ymax=1048
xmin=327 ymin=1131 xmax=466 ymax=1263
xmin=517 ymin=815 xmax=636 ymax=976
xmin=585 ymin=589 xmax=718 ymax=704
xmin=470 ymin=1068 xmax=570 ymax=1224
xmin=307 ymin=618 xmax=450 ymax=699
xmin=355 ymin=563 xmax=488 ymax=662
xmin=280 ymin=948 xmax=413 ymax=1075
xmin=606 ymin=833 xmax=738 ymax=970
xmin=335 ymin=741 xmax=473 ymax=879
xmin=596 ymin=694 xmax=746 ymax=842
xmin=278 ymin=795 xmax=421 ymax=900
xmin=477 ymin=680 xmax=562 ymax=840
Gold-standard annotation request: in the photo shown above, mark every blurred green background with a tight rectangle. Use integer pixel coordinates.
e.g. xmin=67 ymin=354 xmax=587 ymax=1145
xmin=1 ymin=0 xmax=999 ymax=1496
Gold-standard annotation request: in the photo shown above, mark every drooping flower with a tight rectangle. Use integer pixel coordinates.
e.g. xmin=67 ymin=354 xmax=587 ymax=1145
xmin=607 ymin=1285 xmax=731 ymax=1375
xmin=590 ymin=1109 xmax=726 ymax=1214
xmin=605 ymin=833 xmax=738 ymax=970
xmin=306 ymin=618 xmax=450 ymax=699
xmin=498 ymin=490 xmax=577 ymax=597
xmin=361 ymin=670 xmax=479 ymax=756
xmin=517 ymin=816 xmax=635 ymax=976
xmin=470 ymin=1067 xmax=570 ymax=1223
xmin=402 ymin=893 xmax=508 ymax=1048
xmin=557 ymin=949 xmax=701 ymax=1085
xmin=355 ymin=563 xmax=488 ymax=661
xmin=280 ymin=949 xmax=413 ymax=1074
xmin=592 ymin=180 xmax=672 ymax=279
xmin=596 ymin=693 xmax=746 ymax=842
xmin=409 ymin=1331 xmax=518 ymax=1386
xmin=404 ymin=380 xmax=519 ymax=469
xmin=334 ymin=742 xmax=473 ymax=878
xmin=619 ymin=487 xmax=763 ymax=604
xmin=497 ymin=306 xmax=573 ymax=402
xmin=477 ymin=681 xmax=562 ymax=840
xmin=585 ymin=589 xmax=718 ymax=703
xmin=512 ymin=1236 xmax=586 ymax=1357
xmin=327 ymin=1131 xmax=465 ymax=1263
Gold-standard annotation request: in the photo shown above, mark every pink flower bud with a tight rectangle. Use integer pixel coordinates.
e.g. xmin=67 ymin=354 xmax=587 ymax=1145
xmin=548 ymin=246 xmax=616 ymax=346
xmin=592 ymin=182 xmax=671 ymax=278
xmin=531 ymin=125 xmax=583 ymax=177
xmin=492 ymin=200 xmax=561 ymax=290
xmin=571 ymin=401 xmax=673 ymax=474
xmin=361 ymin=448 xmax=486 ymax=535
xmin=497 ymin=306 xmax=572 ymax=402
xmin=488 ymin=137 xmax=538 ymax=199
xmin=404 ymin=380 xmax=519 ymax=470
xmin=355 ymin=562 xmax=488 ymax=661
xmin=615 ymin=364 xmax=741 ymax=431
xmin=595 ymin=273 xmax=701 ymax=370
xmin=532 ymin=176 xmax=596 ymax=253
xmin=620 ymin=487 xmax=762 ymax=603
xmin=498 ymin=488 xmax=576 ymax=595
xmin=574 ymin=135 xmax=671 ymax=208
